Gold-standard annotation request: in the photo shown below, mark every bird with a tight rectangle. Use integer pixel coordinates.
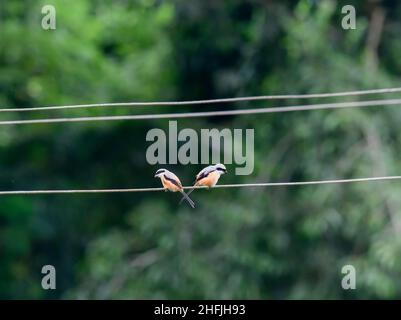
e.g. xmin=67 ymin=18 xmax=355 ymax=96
xmin=154 ymin=168 xmax=195 ymax=208
xmin=179 ymin=163 xmax=227 ymax=204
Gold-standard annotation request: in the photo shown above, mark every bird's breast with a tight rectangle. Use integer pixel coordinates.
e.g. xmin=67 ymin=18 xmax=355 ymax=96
xmin=161 ymin=175 xmax=181 ymax=192
xmin=198 ymin=170 xmax=220 ymax=187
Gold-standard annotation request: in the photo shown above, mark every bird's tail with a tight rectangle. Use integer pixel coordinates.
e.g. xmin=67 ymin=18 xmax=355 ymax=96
xmin=179 ymin=187 xmax=196 ymax=205
xmin=179 ymin=190 xmax=195 ymax=208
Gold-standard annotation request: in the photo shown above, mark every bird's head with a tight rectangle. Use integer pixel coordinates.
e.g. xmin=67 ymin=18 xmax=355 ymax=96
xmin=214 ymin=163 xmax=227 ymax=175
xmin=154 ymin=168 xmax=166 ymax=178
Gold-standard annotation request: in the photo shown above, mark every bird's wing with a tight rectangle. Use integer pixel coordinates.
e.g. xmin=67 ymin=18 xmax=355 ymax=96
xmin=195 ymin=165 xmax=216 ymax=183
xmin=164 ymin=171 xmax=183 ymax=188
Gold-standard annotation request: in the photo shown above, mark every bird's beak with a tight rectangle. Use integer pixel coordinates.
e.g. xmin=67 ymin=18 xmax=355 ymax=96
xmin=154 ymin=174 xmax=159 ymax=178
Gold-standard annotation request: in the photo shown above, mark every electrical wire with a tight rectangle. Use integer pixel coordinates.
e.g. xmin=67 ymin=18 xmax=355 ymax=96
xmin=1 ymin=98 xmax=401 ymax=126
xmin=2 ymin=87 xmax=401 ymax=112
xmin=1 ymin=175 xmax=400 ymax=195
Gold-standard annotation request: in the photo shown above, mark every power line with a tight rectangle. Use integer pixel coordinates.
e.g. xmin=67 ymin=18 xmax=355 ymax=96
xmin=1 ymin=98 xmax=401 ymax=126
xmin=1 ymin=87 xmax=401 ymax=112
xmin=0 ymin=175 xmax=400 ymax=195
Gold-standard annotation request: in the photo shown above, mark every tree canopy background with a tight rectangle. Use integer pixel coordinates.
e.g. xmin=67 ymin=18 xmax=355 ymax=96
xmin=1 ymin=0 xmax=401 ymax=299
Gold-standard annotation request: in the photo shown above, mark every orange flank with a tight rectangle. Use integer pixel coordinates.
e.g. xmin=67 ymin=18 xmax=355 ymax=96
xmin=161 ymin=175 xmax=183 ymax=192
xmin=196 ymin=170 xmax=220 ymax=188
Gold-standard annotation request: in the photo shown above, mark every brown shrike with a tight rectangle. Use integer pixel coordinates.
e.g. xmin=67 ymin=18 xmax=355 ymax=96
xmin=154 ymin=168 xmax=195 ymax=208
xmin=179 ymin=163 xmax=227 ymax=204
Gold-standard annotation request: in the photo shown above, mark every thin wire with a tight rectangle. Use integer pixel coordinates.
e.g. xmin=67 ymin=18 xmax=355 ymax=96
xmin=1 ymin=98 xmax=401 ymax=126
xmin=2 ymin=87 xmax=401 ymax=112
xmin=0 ymin=175 xmax=400 ymax=195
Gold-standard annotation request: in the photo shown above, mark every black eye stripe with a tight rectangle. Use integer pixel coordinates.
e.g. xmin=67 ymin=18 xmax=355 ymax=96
xmin=216 ymin=167 xmax=226 ymax=172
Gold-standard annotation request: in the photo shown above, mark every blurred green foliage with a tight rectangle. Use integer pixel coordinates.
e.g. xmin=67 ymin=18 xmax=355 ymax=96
xmin=1 ymin=0 xmax=401 ymax=299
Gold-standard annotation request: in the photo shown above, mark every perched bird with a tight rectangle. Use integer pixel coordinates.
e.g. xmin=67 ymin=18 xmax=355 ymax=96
xmin=179 ymin=163 xmax=227 ymax=204
xmin=154 ymin=168 xmax=195 ymax=208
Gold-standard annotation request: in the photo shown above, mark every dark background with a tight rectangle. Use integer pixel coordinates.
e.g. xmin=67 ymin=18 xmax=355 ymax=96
xmin=1 ymin=0 xmax=401 ymax=299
